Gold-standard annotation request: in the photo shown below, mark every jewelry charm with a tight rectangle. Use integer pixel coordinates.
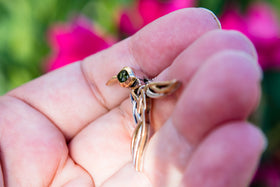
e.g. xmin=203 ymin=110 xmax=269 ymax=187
xmin=106 ymin=67 xmax=181 ymax=171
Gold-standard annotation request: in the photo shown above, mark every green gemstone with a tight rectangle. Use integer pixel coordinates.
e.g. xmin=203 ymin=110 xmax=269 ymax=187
xmin=117 ymin=70 xmax=129 ymax=82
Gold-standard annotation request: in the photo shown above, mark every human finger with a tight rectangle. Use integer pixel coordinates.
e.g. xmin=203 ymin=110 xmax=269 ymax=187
xmin=180 ymin=122 xmax=266 ymax=187
xmin=151 ymin=29 xmax=259 ymax=130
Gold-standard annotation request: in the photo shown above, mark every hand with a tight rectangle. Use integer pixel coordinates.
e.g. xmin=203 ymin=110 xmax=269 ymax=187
xmin=0 ymin=8 xmax=265 ymax=187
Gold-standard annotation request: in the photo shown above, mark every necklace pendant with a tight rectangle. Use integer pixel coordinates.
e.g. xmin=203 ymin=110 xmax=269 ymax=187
xmin=107 ymin=67 xmax=181 ymax=171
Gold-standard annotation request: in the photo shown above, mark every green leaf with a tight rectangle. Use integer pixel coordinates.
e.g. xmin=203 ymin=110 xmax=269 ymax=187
xmin=197 ymin=0 xmax=226 ymax=16
xmin=267 ymin=0 xmax=280 ymax=18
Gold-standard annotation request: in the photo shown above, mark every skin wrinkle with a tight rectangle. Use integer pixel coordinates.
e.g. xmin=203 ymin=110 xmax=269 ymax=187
xmin=100 ymin=107 xmax=133 ymax=183
xmin=75 ymin=162 xmax=95 ymax=187
xmin=117 ymin=102 xmax=135 ymax=137
xmin=74 ymin=164 xmax=95 ymax=187
xmin=129 ymin=32 xmax=170 ymax=79
xmin=68 ymin=104 xmax=132 ymax=186
xmin=127 ymin=37 xmax=151 ymax=80
xmin=0 ymin=102 xmax=6 ymax=186
xmin=169 ymin=121 xmax=194 ymax=169
xmin=100 ymin=164 xmax=152 ymax=187
xmin=80 ymin=60 xmax=110 ymax=111
xmin=117 ymin=104 xmax=135 ymax=139
xmin=99 ymin=164 xmax=127 ymax=187
xmin=48 ymin=154 xmax=68 ymax=187
xmin=57 ymin=159 xmax=95 ymax=187
xmin=0 ymin=141 xmax=6 ymax=187
xmin=0 ymin=165 xmax=5 ymax=187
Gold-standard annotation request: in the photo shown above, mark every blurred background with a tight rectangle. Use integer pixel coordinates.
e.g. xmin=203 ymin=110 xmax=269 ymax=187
xmin=0 ymin=0 xmax=279 ymax=186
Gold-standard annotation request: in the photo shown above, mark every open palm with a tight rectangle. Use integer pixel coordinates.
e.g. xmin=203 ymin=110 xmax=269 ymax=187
xmin=0 ymin=8 xmax=265 ymax=187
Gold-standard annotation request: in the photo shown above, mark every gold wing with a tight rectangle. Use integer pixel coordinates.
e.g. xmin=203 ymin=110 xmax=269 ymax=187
xmin=145 ymin=79 xmax=181 ymax=98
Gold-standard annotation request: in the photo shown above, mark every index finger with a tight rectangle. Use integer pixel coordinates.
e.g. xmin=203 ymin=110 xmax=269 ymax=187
xmin=8 ymin=8 xmax=221 ymax=139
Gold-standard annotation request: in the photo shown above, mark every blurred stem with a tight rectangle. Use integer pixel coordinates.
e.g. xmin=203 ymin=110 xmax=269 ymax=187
xmin=259 ymin=70 xmax=280 ymax=154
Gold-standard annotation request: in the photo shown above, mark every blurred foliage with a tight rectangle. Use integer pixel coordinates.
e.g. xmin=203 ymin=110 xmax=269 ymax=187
xmin=0 ymin=0 xmax=132 ymax=94
xmin=261 ymin=71 xmax=280 ymax=152
xmin=267 ymin=0 xmax=280 ymax=17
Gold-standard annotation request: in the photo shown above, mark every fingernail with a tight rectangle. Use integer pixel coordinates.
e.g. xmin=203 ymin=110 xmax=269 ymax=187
xmin=199 ymin=8 xmax=222 ymax=29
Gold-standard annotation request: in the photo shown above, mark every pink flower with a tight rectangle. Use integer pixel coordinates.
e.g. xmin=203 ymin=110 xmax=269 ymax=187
xmin=220 ymin=3 xmax=280 ymax=70
xmin=253 ymin=162 xmax=280 ymax=187
xmin=119 ymin=0 xmax=195 ymax=37
xmin=46 ymin=18 xmax=110 ymax=71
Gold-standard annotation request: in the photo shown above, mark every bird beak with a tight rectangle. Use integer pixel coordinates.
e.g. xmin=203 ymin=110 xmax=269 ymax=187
xmin=106 ymin=75 xmax=118 ymax=86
